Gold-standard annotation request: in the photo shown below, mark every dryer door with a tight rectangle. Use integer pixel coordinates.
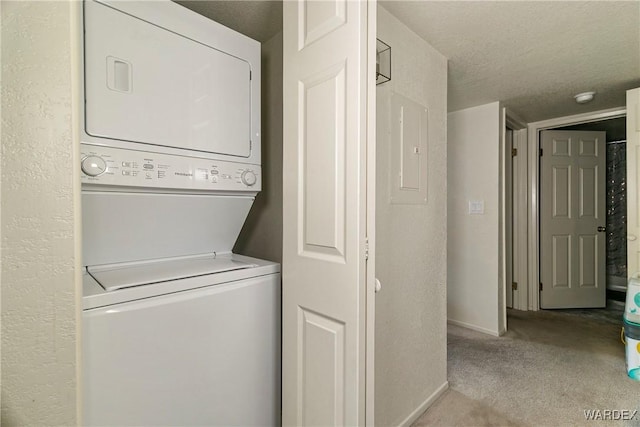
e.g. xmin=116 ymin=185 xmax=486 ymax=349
xmin=84 ymin=0 xmax=252 ymax=158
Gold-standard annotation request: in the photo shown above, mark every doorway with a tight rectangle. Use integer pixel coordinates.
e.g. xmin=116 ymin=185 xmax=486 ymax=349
xmin=551 ymin=117 xmax=628 ymax=308
xmin=528 ymin=109 xmax=628 ymax=311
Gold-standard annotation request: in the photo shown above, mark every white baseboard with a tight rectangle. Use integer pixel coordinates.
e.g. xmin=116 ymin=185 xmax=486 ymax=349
xmin=397 ymin=381 xmax=449 ymax=427
xmin=447 ymin=318 xmax=501 ymax=337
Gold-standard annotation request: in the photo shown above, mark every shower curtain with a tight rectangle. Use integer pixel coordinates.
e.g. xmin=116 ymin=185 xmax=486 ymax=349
xmin=606 ymin=140 xmax=627 ymax=280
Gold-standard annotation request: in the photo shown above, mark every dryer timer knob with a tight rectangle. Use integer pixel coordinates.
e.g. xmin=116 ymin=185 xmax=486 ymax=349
xmin=81 ymin=155 xmax=107 ymax=177
xmin=241 ymin=170 xmax=257 ymax=186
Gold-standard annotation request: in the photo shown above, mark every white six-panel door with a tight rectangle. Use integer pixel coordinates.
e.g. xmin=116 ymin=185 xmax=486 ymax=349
xmin=282 ymin=1 xmax=372 ymax=425
xmin=540 ymin=130 xmax=606 ymax=308
xmin=627 ymin=88 xmax=640 ymax=277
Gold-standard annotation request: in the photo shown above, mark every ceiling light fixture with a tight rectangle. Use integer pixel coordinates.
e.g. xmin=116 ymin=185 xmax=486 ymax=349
xmin=574 ymin=91 xmax=596 ymax=104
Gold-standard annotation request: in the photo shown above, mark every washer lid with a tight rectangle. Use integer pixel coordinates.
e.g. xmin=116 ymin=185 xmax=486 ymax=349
xmin=88 ymin=255 xmax=258 ymax=292
xmin=82 ymin=192 xmax=255 ymax=267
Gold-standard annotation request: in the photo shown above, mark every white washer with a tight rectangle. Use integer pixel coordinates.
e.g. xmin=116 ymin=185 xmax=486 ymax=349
xmin=82 ymin=254 xmax=280 ymax=426
xmin=81 ymin=187 xmax=282 ymax=426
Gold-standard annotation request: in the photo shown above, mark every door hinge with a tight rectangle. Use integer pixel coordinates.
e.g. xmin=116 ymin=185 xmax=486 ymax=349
xmin=539 ymin=148 xmax=543 ymax=157
xmin=365 ymin=237 xmax=369 ymax=260
xmin=512 ymin=282 xmax=518 ymax=290
xmin=511 ymin=148 xmax=518 ymax=157
xmin=539 ymin=282 xmax=543 ymax=291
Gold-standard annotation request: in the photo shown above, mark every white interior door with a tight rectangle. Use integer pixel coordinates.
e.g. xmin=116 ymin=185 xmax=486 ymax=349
xmin=627 ymin=88 xmax=640 ymax=277
xmin=282 ymin=1 xmax=372 ymax=425
xmin=540 ymin=130 xmax=606 ymax=308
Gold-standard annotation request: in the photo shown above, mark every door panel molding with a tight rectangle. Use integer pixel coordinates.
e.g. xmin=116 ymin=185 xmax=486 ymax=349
xmin=299 ymin=0 xmax=347 ymax=50
xmin=552 ymin=234 xmax=571 ymax=288
xmin=299 ymin=61 xmax=347 ymax=261
xmin=552 ymin=165 xmax=571 ymax=218
xmin=579 ymin=234 xmax=598 ymax=287
xmin=297 ymin=307 xmax=346 ymax=426
xmin=579 ymin=165 xmax=598 ymax=218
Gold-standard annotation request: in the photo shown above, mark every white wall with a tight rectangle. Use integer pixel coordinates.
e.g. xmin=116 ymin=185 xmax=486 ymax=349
xmin=235 ymin=32 xmax=283 ymax=263
xmin=375 ymin=7 xmax=448 ymax=426
xmin=447 ymin=102 xmax=504 ymax=336
xmin=1 ymin=1 xmax=81 ymax=425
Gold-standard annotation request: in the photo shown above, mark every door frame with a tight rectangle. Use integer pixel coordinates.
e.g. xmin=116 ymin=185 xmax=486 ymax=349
xmin=526 ymin=107 xmax=626 ymax=310
xmin=505 ymin=126 xmax=514 ymax=311
xmin=503 ymin=110 xmax=528 ymax=314
xmin=365 ymin=1 xmax=377 ymax=425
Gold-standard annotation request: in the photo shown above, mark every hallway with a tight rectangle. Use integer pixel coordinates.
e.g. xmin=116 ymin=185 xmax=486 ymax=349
xmin=414 ymin=309 xmax=639 ymax=426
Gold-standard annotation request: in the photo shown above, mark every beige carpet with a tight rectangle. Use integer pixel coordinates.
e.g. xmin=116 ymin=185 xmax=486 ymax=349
xmin=413 ymin=309 xmax=640 ymax=427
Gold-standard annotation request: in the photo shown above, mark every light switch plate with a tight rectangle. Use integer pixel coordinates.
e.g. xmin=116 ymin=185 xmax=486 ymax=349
xmin=469 ymin=200 xmax=484 ymax=215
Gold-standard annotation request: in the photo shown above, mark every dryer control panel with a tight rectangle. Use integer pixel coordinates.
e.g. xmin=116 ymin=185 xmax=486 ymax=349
xmin=80 ymin=144 xmax=261 ymax=192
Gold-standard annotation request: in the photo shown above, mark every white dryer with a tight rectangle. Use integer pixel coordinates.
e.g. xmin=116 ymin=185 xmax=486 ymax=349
xmin=79 ymin=1 xmax=280 ymax=425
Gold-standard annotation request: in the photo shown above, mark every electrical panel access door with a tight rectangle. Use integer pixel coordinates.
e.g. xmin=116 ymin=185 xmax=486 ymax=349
xmin=83 ymin=0 xmax=253 ymax=158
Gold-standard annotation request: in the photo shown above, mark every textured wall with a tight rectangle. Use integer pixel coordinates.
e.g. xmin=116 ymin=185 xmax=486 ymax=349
xmin=375 ymin=7 xmax=448 ymax=426
xmin=234 ymin=32 xmax=283 ymax=264
xmin=447 ymin=102 xmax=502 ymax=336
xmin=1 ymin=2 xmax=80 ymax=425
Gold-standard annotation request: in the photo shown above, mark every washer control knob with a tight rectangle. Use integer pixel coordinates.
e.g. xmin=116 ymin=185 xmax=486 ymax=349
xmin=241 ymin=170 xmax=257 ymax=187
xmin=81 ymin=155 xmax=107 ymax=177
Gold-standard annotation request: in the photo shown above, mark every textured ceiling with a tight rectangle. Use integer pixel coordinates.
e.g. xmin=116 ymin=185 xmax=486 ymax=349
xmin=380 ymin=1 xmax=640 ymax=122
xmin=177 ymin=1 xmax=639 ymax=123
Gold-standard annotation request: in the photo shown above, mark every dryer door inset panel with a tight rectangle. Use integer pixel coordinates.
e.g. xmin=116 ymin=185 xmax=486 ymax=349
xmin=84 ymin=1 xmax=252 ymax=158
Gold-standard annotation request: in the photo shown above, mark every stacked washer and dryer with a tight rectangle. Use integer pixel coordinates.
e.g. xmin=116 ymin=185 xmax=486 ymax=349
xmin=80 ymin=1 xmax=280 ymax=425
